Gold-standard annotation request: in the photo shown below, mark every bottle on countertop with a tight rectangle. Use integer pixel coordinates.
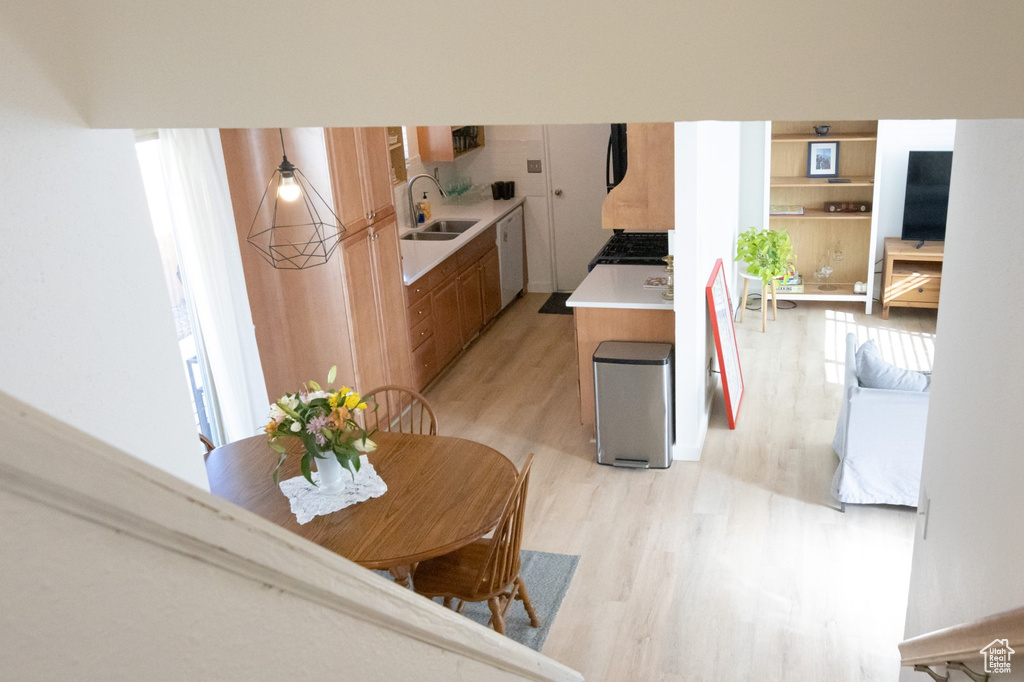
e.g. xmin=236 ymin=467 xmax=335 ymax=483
xmin=416 ymin=192 xmax=432 ymax=224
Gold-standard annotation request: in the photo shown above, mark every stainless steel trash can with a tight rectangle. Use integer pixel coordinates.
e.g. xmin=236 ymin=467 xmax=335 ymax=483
xmin=594 ymin=341 xmax=673 ymax=469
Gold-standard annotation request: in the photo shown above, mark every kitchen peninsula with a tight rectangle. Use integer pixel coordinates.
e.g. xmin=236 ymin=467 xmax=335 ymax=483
xmin=567 ymin=264 xmax=675 ymax=427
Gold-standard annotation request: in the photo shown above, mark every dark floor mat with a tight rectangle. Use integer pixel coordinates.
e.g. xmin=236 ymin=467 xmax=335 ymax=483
xmin=539 ymin=292 xmax=573 ymax=315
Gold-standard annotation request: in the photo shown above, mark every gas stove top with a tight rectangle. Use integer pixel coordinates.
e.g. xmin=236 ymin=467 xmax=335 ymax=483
xmin=588 ymin=232 xmax=669 ymax=270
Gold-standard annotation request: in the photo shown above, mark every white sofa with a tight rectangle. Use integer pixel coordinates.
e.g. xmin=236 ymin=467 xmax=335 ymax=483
xmin=831 ymin=333 xmax=930 ymax=510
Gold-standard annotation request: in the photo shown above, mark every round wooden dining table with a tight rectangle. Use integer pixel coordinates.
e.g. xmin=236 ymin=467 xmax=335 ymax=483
xmin=205 ymin=431 xmax=518 ymax=585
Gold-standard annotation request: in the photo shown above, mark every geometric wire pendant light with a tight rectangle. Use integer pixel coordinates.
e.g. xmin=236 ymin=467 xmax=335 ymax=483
xmin=246 ymin=129 xmax=346 ymax=269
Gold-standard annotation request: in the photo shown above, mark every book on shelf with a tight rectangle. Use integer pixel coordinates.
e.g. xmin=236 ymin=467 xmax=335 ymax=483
xmin=774 ymin=273 xmax=802 ymax=293
xmin=769 ymin=205 xmax=804 ymax=215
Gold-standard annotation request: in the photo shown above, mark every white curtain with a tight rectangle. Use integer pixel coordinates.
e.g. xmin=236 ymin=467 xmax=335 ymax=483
xmin=158 ymin=128 xmax=268 ymax=444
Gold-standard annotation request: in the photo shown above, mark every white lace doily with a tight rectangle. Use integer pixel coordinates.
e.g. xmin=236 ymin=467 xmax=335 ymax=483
xmin=278 ymin=455 xmax=387 ymax=524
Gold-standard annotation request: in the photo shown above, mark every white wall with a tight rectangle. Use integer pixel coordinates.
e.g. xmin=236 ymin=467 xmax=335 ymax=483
xmin=899 ymin=119 xmax=1024 ymax=681
xmin=0 ymin=26 xmax=208 ymax=489
xmin=736 ymin=121 xmax=769 ymax=299
xmin=874 ymin=120 xmax=956 ymax=291
xmin=6 ymin=3 xmax=1024 ymax=127
xmin=673 ymin=122 xmax=742 ymax=460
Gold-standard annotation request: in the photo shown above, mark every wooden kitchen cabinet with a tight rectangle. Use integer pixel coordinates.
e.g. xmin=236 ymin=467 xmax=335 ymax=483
xmin=417 ymin=126 xmax=485 ymax=162
xmin=403 ymin=225 xmax=503 ymax=391
xmin=337 ymin=217 xmax=414 ymax=396
xmin=431 ymin=276 xmax=462 ymax=370
xmin=325 ymin=127 xmax=395 ymax=236
xmin=221 ymin=127 xmax=409 ymax=401
xmin=601 ymin=122 xmax=674 ymax=231
xmin=340 ymin=230 xmax=389 ymax=392
xmin=456 ymin=264 xmax=484 ymax=342
xmin=480 ymin=246 xmax=502 ymax=324
xmin=220 ymin=127 xmax=357 ymax=401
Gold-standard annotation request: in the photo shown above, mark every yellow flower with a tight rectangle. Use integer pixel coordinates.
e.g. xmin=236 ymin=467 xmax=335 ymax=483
xmin=357 ymin=402 xmax=368 ymax=410
xmin=345 ymin=393 xmax=361 ymax=410
xmin=328 ymin=393 xmax=339 ymax=409
xmin=264 ymin=420 xmax=278 ymax=434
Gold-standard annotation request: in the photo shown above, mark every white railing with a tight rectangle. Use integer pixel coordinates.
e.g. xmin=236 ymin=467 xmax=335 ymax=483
xmin=900 ymin=607 xmax=1024 ymax=681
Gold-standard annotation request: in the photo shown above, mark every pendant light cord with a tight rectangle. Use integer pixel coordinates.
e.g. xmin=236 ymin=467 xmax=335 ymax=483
xmin=278 ymin=128 xmax=288 ymax=159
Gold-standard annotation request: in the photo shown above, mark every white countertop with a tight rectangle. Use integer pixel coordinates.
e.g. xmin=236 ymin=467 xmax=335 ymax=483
xmin=566 ymin=265 xmax=675 ymax=310
xmin=399 ymin=197 xmax=526 ymax=284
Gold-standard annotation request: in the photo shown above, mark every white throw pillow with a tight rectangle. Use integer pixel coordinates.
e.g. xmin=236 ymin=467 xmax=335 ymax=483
xmin=855 ymin=339 xmax=930 ymax=392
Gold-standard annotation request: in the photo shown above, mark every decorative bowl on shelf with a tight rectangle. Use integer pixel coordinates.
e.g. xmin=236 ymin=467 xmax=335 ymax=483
xmin=813 ymin=124 xmax=831 ymax=136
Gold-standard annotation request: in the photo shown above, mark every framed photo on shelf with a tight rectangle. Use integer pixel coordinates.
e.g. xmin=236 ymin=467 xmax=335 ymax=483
xmin=807 ymin=141 xmax=840 ymax=178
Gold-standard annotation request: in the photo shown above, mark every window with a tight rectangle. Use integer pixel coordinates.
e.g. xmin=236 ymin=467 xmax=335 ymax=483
xmin=135 ymin=136 xmax=219 ymax=441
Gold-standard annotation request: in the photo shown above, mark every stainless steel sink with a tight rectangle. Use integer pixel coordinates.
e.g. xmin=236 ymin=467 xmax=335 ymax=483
xmin=421 ymin=220 xmax=478 ymax=234
xmin=401 ymin=232 xmax=460 ymax=241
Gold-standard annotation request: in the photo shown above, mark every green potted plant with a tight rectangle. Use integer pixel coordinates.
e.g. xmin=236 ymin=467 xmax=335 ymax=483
xmin=734 ymin=227 xmax=795 ymax=286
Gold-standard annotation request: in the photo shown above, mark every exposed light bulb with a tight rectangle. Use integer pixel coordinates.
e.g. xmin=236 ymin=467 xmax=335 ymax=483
xmin=278 ymin=173 xmax=301 ymax=202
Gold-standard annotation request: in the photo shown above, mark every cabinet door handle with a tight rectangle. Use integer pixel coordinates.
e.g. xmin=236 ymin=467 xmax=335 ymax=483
xmin=918 ymin=287 xmax=924 ymax=293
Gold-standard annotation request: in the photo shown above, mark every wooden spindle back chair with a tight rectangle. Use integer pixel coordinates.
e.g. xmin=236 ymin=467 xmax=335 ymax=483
xmin=362 ymin=385 xmax=438 ymax=436
xmin=412 ymin=454 xmax=539 ymax=635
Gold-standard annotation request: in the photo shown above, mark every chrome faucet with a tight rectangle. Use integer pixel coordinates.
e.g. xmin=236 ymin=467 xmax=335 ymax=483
xmin=407 ymin=174 xmax=447 ymax=226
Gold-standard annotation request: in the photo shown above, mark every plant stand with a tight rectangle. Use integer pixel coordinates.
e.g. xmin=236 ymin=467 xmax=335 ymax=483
xmin=739 ymin=271 xmax=777 ymax=333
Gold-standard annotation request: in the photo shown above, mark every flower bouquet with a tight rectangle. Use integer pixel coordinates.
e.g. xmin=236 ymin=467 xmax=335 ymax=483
xmin=265 ymin=365 xmax=376 ymax=491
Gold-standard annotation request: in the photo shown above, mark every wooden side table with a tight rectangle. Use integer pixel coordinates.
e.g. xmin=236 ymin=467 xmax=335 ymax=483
xmin=880 ymin=238 xmax=944 ymax=319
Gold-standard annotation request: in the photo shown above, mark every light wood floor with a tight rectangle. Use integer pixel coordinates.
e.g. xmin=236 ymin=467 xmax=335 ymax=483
xmin=425 ymin=293 xmax=937 ymax=682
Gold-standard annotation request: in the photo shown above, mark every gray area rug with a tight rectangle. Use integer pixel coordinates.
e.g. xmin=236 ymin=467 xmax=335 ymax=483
xmin=376 ymin=549 xmax=579 ymax=652
xmin=538 ymin=292 xmax=574 ymax=315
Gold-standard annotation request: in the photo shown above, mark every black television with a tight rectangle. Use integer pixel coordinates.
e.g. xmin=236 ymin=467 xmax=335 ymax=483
xmin=901 ymin=151 xmax=953 ymax=242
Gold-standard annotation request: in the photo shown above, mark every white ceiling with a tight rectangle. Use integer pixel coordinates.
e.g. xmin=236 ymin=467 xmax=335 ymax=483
xmin=4 ymin=1 xmax=1024 ymax=128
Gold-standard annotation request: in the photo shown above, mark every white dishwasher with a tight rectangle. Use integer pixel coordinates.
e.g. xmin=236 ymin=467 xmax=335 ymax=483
xmin=496 ymin=206 xmax=524 ymax=308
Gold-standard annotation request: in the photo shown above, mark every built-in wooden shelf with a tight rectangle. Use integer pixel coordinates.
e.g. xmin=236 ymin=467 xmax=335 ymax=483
xmin=770 ymin=209 xmax=872 ymax=220
xmin=772 ymin=133 xmax=878 ymax=142
xmin=770 ymin=175 xmax=874 ymax=187
xmin=767 ymin=120 xmax=880 ymax=314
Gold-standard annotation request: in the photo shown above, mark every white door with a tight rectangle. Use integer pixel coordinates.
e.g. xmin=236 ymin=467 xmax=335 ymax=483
xmin=546 ymin=124 xmax=614 ymax=291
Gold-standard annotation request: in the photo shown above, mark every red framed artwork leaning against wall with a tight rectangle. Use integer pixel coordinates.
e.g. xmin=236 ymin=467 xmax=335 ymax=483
xmin=706 ymin=258 xmax=744 ymax=429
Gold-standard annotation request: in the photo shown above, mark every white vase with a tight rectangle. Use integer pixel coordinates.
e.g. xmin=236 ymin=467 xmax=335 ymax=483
xmin=314 ymin=451 xmax=345 ymax=494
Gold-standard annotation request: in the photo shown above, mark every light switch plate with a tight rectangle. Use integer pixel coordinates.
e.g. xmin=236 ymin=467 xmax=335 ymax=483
xmin=527 ymin=159 xmax=542 ymax=173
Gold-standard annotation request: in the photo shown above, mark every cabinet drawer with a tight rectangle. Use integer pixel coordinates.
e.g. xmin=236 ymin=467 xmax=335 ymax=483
xmin=432 ymin=253 xmax=461 ymax=286
xmin=889 ymin=272 xmax=941 ymax=304
xmin=457 ymin=225 xmax=497 ymax=268
xmin=411 ymin=338 xmax=437 ymax=391
xmin=407 ymin=297 xmax=433 ymax=327
xmin=405 ymin=279 xmax=431 ymax=308
xmin=408 ymin=314 xmax=434 ymax=350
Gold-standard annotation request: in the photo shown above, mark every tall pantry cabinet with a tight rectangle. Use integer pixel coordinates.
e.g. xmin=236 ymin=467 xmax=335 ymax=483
xmin=220 ymin=127 xmax=411 ymax=403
